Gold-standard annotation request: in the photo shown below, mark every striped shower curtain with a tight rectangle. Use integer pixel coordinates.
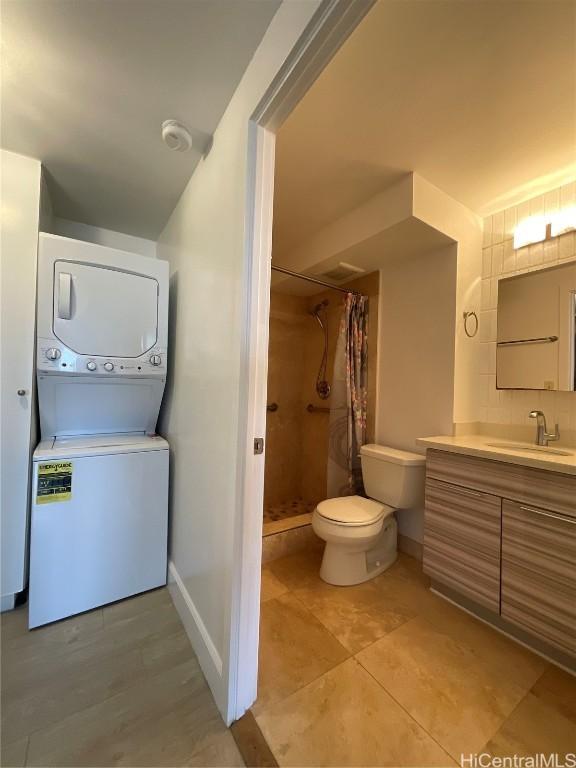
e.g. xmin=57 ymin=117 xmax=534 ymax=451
xmin=327 ymin=293 xmax=369 ymax=497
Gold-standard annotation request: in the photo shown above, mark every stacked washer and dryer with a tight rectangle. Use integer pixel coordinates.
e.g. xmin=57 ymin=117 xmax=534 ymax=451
xmin=29 ymin=233 xmax=169 ymax=629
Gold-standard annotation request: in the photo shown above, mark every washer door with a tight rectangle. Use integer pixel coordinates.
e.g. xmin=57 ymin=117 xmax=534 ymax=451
xmin=53 ymin=260 xmax=158 ymax=357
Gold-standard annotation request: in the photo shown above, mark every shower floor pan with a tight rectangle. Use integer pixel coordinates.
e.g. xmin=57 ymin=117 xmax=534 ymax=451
xmin=263 ymin=498 xmax=317 ymax=536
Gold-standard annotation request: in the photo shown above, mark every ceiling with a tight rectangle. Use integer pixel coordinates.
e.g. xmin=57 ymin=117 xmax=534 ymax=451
xmin=271 ymin=216 xmax=453 ymax=295
xmin=1 ymin=0 xmax=280 ymax=239
xmin=273 ymin=0 xmax=576 ymax=263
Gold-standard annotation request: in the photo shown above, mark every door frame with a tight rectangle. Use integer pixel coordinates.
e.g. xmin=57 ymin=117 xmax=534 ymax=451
xmin=230 ymin=0 xmax=376 ymax=721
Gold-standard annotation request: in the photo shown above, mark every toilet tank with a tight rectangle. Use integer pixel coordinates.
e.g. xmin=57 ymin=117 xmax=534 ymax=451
xmin=360 ymin=444 xmax=426 ymax=509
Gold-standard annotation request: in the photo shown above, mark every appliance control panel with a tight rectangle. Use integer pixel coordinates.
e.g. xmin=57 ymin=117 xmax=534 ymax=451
xmin=37 ymin=339 xmax=167 ymax=376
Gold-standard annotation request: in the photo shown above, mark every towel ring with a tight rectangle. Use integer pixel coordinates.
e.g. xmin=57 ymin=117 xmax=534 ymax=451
xmin=463 ymin=311 xmax=478 ymax=338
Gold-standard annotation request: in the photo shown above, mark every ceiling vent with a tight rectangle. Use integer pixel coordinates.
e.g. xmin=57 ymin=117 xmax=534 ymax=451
xmin=318 ymin=262 xmax=366 ymax=282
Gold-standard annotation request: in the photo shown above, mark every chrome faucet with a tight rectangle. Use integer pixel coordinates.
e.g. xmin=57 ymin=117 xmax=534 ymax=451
xmin=529 ymin=411 xmax=560 ymax=446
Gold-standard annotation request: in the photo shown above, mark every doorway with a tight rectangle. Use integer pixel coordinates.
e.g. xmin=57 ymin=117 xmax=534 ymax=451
xmin=232 ymin=0 xmax=377 ymax=721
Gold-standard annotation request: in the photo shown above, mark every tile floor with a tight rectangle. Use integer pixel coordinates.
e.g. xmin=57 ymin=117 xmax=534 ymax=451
xmin=1 ymin=588 xmax=244 ymax=768
xmin=256 ymin=548 xmax=576 ymax=767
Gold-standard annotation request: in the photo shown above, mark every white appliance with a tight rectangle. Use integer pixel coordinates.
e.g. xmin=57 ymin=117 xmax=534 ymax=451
xmin=29 ymin=234 xmax=170 ymax=628
xmin=30 ymin=435 xmax=168 ymax=628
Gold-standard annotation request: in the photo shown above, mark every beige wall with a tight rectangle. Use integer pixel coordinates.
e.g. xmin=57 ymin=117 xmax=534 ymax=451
xmin=377 ymin=246 xmax=457 ymax=450
xmin=264 ymin=272 xmax=380 ymax=509
xmin=376 ymin=246 xmax=457 ymax=542
xmin=264 ymin=293 xmax=307 ymax=507
xmin=412 ymin=175 xmax=483 ymax=427
xmin=479 ymin=181 xmax=576 ymax=444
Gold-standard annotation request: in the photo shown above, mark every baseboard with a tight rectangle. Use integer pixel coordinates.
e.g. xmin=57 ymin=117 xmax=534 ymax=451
xmin=0 ymin=594 xmax=16 ymax=612
xmin=398 ymin=534 xmax=423 ymax=561
xmin=168 ymin=561 xmax=227 ymax=714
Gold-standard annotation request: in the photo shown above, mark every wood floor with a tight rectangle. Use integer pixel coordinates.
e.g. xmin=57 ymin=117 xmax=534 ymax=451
xmin=0 ymin=588 xmax=244 ymax=767
xmin=255 ymin=548 xmax=576 ymax=767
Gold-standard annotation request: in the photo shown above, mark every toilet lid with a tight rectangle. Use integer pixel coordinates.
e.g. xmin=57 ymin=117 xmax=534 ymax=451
xmin=316 ymin=496 xmax=394 ymax=526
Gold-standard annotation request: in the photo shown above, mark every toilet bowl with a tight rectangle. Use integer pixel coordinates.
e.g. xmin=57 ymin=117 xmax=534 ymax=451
xmin=312 ymin=444 xmax=425 ymax=586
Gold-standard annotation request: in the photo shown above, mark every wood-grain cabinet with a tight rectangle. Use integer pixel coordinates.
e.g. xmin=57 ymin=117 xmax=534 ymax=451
xmin=501 ymin=500 xmax=576 ymax=657
xmin=423 ymin=449 xmax=576 ymax=662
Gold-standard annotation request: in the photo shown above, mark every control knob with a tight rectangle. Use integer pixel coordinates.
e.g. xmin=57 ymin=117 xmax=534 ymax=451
xmin=149 ymin=354 xmax=162 ymax=366
xmin=103 ymin=361 xmax=114 ymax=372
xmin=86 ymin=361 xmax=97 ymax=371
xmin=45 ymin=348 xmax=61 ymax=361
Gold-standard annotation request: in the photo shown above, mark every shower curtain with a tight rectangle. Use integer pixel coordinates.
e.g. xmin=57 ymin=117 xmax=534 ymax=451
xmin=327 ymin=293 xmax=369 ymax=497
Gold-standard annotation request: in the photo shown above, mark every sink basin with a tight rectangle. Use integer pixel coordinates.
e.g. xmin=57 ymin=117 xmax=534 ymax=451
xmin=486 ymin=441 xmax=573 ymax=457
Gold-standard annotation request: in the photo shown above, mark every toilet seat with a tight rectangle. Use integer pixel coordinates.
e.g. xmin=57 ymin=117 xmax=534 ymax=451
xmin=316 ymin=495 xmax=395 ymax=526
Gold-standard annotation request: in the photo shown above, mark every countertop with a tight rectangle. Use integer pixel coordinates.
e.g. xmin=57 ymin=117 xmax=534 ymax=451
xmin=416 ymin=434 xmax=576 ymax=476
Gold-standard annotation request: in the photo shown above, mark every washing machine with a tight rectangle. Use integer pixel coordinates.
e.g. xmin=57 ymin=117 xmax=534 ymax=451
xmin=29 ymin=434 xmax=168 ymax=628
xmin=29 ymin=234 xmax=170 ymax=628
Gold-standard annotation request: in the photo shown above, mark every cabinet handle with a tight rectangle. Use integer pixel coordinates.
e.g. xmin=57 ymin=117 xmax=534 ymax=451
xmin=445 ymin=485 xmax=484 ymax=498
xmin=519 ymin=505 xmax=576 ymax=525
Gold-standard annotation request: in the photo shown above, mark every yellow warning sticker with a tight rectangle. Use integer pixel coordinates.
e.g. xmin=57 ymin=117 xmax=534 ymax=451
xmin=37 ymin=462 xmax=73 ymax=504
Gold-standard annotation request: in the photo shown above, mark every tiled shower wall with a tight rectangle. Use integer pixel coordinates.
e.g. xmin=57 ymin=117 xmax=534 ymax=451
xmin=264 ymin=272 xmax=379 ymax=511
xmin=479 ymin=181 xmax=576 ymax=442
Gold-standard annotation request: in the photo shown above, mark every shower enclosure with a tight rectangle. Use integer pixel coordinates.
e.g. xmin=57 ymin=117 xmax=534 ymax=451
xmin=263 ymin=290 xmax=340 ymax=529
xmin=263 ymin=268 xmax=379 ymax=535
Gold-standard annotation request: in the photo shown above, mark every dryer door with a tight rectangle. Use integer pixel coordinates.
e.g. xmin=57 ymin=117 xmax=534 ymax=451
xmin=53 ymin=261 xmax=158 ymax=358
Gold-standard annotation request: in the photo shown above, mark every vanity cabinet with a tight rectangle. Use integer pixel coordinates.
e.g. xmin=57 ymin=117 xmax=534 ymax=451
xmin=423 ymin=448 xmax=576 ymax=663
xmin=501 ymin=500 xmax=576 ymax=657
xmin=423 ymin=478 xmax=501 ymax=612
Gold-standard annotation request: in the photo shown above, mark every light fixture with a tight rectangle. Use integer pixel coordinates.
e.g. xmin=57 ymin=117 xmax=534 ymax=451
xmin=161 ymin=119 xmax=193 ymax=152
xmin=513 ymin=215 xmax=547 ymax=249
xmin=550 ymin=205 xmax=576 ymax=237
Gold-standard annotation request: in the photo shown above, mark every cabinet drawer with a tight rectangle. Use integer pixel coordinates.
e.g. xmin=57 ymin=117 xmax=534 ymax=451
xmin=501 ymin=500 xmax=576 ymax=657
xmin=423 ymin=477 xmax=502 ymax=612
xmin=426 ymin=449 xmax=575 ymax=518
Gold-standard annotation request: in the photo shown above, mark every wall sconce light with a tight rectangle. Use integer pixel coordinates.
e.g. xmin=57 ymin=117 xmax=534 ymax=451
xmin=513 ymin=216 xmax=547 ymax=249
xmin=550 ymin=205 xmax=576 ymax=237
xmin=513 ymin=205 xmax=576 ymax=249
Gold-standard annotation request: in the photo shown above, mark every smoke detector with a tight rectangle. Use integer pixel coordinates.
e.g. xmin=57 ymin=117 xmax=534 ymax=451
xmin=319 ymin=262 xmax=365 ymax=282
xmin=161 ymin=120 xmax=193 ymax=152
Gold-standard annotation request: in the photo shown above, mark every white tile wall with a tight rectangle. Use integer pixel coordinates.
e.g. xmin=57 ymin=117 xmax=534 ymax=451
xmin=480 ymin=181 xmax=576 ymax=436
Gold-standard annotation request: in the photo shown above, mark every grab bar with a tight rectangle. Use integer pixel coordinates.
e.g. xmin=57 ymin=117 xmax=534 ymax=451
xmin=306 ymin=403 xmax=330 ymax=413
xmin=267 ymin=403 xmax=278 ymax=412
xmin=497 ymin=336 xmax=558 ymax=347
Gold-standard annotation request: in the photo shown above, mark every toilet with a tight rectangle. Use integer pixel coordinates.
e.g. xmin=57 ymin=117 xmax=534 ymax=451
xmin=312 ymin=444 xmax=426 ymax=586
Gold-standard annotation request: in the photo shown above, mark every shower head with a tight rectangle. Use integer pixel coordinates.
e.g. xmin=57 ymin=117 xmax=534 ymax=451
xmin=310 ymin=299 xmax=329 ymax=316
xmin=310 ymin=300 xmax=328 ymax=330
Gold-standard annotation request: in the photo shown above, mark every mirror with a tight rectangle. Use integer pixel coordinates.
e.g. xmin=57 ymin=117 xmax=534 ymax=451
xmin=496 ymin=261 xmax=576 ymax=391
